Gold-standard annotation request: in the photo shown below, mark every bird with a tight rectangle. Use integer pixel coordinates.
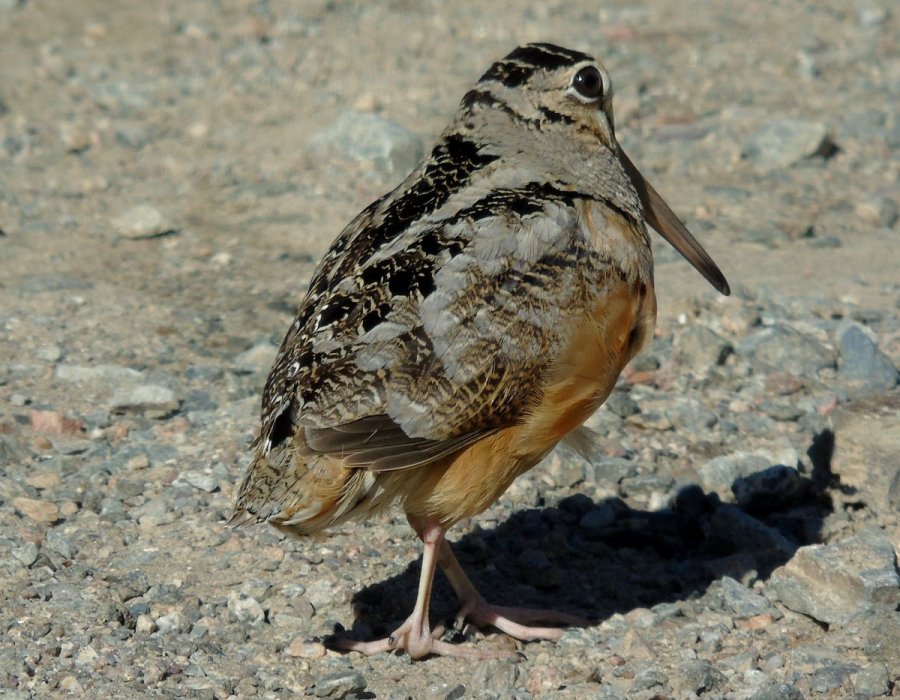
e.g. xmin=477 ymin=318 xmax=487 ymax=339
xmin=230 ymin=42 xmax=730 ymax=660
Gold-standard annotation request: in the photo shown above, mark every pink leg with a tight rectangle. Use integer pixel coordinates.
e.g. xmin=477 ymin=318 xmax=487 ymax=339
xmin=331 ymin=522 xmax=515 ymax=659
xmin=437 ymin=539 xmax=588 ymax=641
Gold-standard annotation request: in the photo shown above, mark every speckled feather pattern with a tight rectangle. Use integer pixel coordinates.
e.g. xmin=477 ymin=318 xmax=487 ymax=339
xmin=232 ymin=44 xmax=660 ymax=533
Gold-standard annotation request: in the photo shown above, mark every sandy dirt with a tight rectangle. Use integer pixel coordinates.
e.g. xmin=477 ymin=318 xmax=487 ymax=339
xmin=1 ymin=1 xmax=898 ymax=698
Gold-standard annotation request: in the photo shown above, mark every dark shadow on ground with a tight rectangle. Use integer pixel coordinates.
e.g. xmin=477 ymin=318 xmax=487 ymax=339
xmin=332 ymin=430 xmax=838 ymax=644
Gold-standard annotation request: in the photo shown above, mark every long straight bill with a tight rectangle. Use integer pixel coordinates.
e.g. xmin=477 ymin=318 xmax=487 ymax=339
xmin=619 ymin=148 xmax=730 ymax=296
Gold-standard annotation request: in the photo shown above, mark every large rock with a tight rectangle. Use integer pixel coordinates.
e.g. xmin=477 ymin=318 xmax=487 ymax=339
xmin=311 ymin=110 xmax=424 ymax=179
xmin=698 ymin=439 xmax=799 ymax=501
xmin=671 ymin=659 xmax=726 ymax=697
xmin=700 ymin=453 xmax=769 ymax=498
xmin=742 ymin=117 xmax=836 ymax=168
xmin=55 ymin=364 xmax=143 ymax=384
xmin=232 ymin=342 xmax=279 ymax=374
xmin=838 ymin=326 xmax=898 ymax=398
xmin=110 ymin=384 xmax=181 ymax=418
xmin=736 ymin=324 xmax=834 ymax=379
xmin=769 ymin=528 xmax=899 ymax=625
xmin=830 ymin=392 xmax=900 ymax=516
xmin=111 ymin=204 xmax=176 ymax=239
xmin=672 ymin=325 xmax=733 ymax=373
xmin=732 ymin=465 xmax=803 ymax=512
xmin=706 ymin=504 xmax=795 ymax=560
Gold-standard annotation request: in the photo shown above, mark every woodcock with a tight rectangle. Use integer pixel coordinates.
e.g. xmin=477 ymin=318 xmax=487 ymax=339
xmin=231 ymin=43 xmax=730 ymax=659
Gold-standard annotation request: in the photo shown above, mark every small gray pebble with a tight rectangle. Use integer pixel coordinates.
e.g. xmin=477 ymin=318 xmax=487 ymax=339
xmin=736 ymin=324 xmax=834 ymax=379
xmin=604 ymin=390 xmax=639 ymax=418
xmin=469 ymin=660 xmax=519 ymax=693
xmin=706 ymin=504 xmax=794 ymax=559
xmin=719 ymin=576 xmax=773 ymax=617
xmin=631 ymin=667 xmax=668 ymax=691
xmin=619 ymin=473 xmax=675 ymax=503
xmin=99 ymin=497 xmax=129 ymax=523
xmin=156 ymin=611 xmax=191 ymax=634
xmin=232 ymin=342 xmax=279 ymax=374
xmin=239 ymin=578 xmax=273 ymax=601
xmin=518 ymin=548 xmax=559 ymax=589
xmin=55 ymin=363 xmax=143 ymax=384
xmin=665 ymin=397 xmax=718 ymax=430
xmin=579 ymin=504 xmax=617 ymax=531
xmin=113 ymin=571 xmax=150 ymax=600
xmin=133 ymin=498 xmax=176 ymax=527
xmin=110 ymin=384 xmax=181 ymax=418
xmin=742 ymin=117 xmax=836 ymax=168
xmin=857 ymin=5 xmax=888 ymax=28
xmin=809 ymin=663 xmax=859 ymax=693
xmin=839 ymin=326 xmax=898 ymax=397
xmin=9 ymin=393 xmax=29 ymax=406
xmin=129 ymin=602 xmax=151 ymax=616
xmin=672 ymin=659 xmax=726 ymax=695
xmin=111 ymin=204 xmax=176 ymax=239
xmin=30 ymin=620 xmax=52 ymax=640
xmin=854 ymin=661 xmax=890 ymax=697
xmin=758 ymin=398 xmax=806 ymax=421
xmin=796 ymin=50 xmax=818 ymax=79
xmin=855 ymin=195 xmax=898 ymax=228
xmin=631 ymin=353 xmax=660 ymax=372
xmin=311 ymin=110 xmax=424 ymax=179
xmin=651 ymin=602 xmax=683 ymax=620
xmin=584 ymin=458 xmax=637 ymax=485
xmin=595 ymin=685 xmax=626 ymax=699
xmin=443 ymin=685 xmax=466 ymax=700
xmin=740 ymin=226 xmax=791 ymax=248
xmin=863 ymin=610 xmax=900 ymax=664
xmin=699 ymin=453 xmax=770 ymax=497
xmin=178 ymin=471 xmax=220 ymax=493
xmin=114 ymin=478 xmax=146 ymax=499
xmin=59 ymin=120 xmax=91 ymax=152
xmin=184 ymin=365 xmax=225 ymax=382
xmin=45 ymin=530 xmax=77 ymax=559
xmin=749 ymin=682 xmax=805 ymax=700
xmin=732 ymin=465 xmax=803 ymax=512
xmin=806 ymin=233 xmax=842 ymax=248
xmin=312 ymin=670 xmax=367 ymax=699
xmin=115 ymin=123 xmax=153 ymax=150
xmin=227 ymin=591 xmax=265 ymax=624
xmin=674 ymin=325 xmax=733 ymax=371
xmin=13 ymin=542 xmax=39 ymax=567
xmin=35 ymin=344 xmax=62 ymax=363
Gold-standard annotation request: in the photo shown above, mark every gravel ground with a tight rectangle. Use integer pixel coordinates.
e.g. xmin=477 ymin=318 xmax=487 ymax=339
xmin=1 ymin=1 xmax=899 ymax=698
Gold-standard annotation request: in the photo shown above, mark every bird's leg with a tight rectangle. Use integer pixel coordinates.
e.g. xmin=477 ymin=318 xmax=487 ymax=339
xmin=437 ymin=539 xmax=588 ymax=641
xmin=332 ymin=521 xmax=512 ymax=659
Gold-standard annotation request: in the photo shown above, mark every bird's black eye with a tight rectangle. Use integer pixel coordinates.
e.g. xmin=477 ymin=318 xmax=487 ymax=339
xmin=572 ymin=66 xmax=604 ymax=100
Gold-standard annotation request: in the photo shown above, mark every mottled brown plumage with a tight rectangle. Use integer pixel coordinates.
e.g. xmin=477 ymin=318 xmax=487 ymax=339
xmin=231 ymin=43 xmax=729 ymax=659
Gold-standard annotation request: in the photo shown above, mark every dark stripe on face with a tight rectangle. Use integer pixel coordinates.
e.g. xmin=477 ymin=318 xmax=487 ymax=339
xmin=462 ymin=88 xmax=525 ymax=121
xmin=463 ymin=90 xmax=577 ymax=132
xmin=506 ymin=43 xmax=593 ymax=71
xmin=538 ymin=106 xmax=575 ymax=125
xmin=480 ymin=43 xmax=594 ymax=88
xmin=480 ymin=61 xmax=535 ymax=88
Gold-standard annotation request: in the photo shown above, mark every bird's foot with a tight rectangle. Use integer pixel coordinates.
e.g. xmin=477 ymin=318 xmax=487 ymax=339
xmin=329 ymin=615 xmax=517 ymax=660
xmin=455 ymin=593 xmax=588 ymax=642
